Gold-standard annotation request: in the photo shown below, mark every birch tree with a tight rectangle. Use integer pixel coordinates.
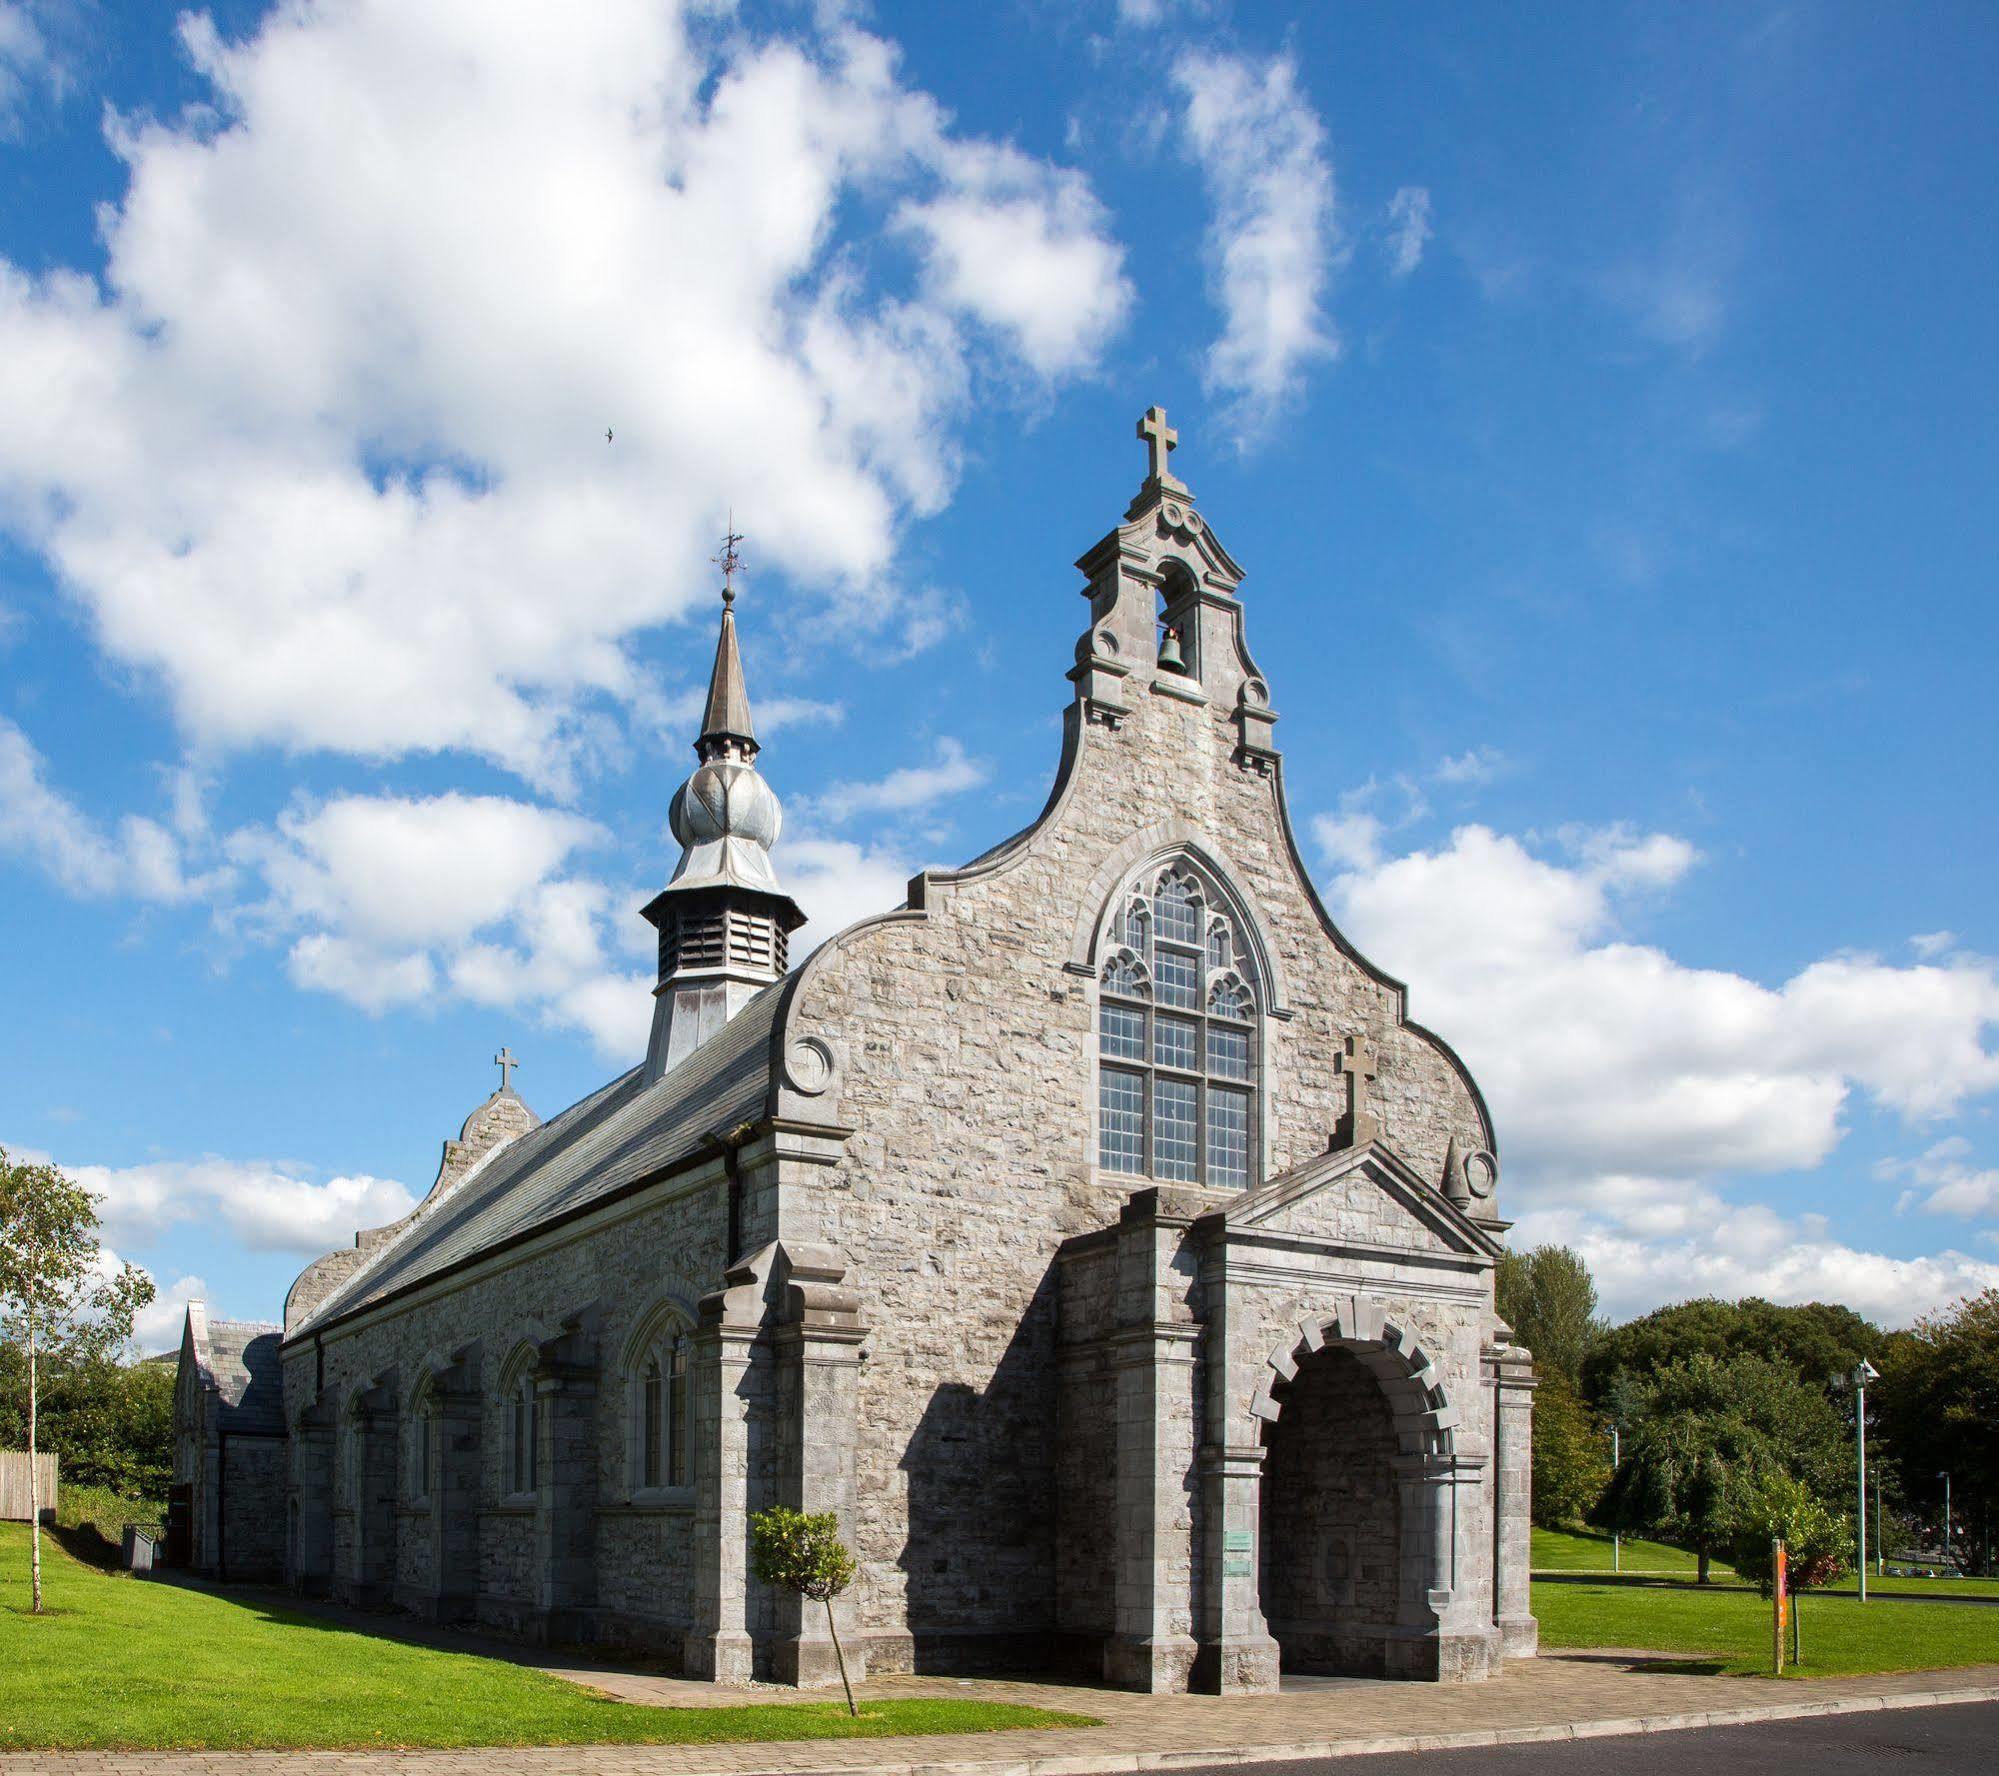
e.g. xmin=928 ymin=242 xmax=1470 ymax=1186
xmin=0 ymin=1147 xmax=153 ymax=1613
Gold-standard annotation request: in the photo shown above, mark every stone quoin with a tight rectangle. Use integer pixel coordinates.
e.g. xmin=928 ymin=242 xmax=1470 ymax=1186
xmin=173 ymin=410 xmax=1536 ymax=1690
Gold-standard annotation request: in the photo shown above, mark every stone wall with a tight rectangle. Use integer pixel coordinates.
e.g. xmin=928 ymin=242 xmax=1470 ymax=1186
xmin=775 ymin=488 xmax=1500 ymax=1672
xmin=280 ymin=1167 xmax=726 ymax=1657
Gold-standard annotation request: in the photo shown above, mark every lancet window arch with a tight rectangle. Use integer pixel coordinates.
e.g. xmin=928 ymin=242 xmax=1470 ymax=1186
xmin=499 ymin=1346 xmax=539 ymax=1500
xmin=624 ymin=1306 xmax=692 ymax=1495
xmin=1095 ymin=857 xmax=1262 ymax=1189
xmin=405 ymin=1374 xmax=436 ymax=1506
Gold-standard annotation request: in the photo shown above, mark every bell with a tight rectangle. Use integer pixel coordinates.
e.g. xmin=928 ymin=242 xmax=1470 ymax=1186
xmin=1157 ymin=624 xmax=1189 ymax=675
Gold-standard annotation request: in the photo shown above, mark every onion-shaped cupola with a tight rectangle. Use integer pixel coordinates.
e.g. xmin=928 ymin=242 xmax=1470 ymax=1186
xmin=641 ymin=544 xmax=805 ymax=1083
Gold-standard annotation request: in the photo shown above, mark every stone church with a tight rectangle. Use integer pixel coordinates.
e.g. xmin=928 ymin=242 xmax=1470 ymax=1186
xmin=178 ymin=410 xmax=1536 ymax=1690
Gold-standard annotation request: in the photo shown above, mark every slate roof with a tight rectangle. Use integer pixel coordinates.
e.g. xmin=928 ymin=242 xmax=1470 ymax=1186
xmin=287 ymin=981 xmax=784 ymax=1339
xmin=193 ymin=1318 xmax=286 ymax=1434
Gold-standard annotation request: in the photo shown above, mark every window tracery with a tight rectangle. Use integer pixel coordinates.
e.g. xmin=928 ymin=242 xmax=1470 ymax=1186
xmin=1097 ymin=861 xmax=1261 ymax=1189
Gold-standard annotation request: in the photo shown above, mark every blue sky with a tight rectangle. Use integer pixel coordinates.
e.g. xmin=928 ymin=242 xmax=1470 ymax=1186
xmin=2 ymin=0 xmax=1996 ymax=1347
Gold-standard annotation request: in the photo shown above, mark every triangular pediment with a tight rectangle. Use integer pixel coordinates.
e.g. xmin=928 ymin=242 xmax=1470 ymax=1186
xmin=1222 ymin=1139 xmax=1502 ymax=1261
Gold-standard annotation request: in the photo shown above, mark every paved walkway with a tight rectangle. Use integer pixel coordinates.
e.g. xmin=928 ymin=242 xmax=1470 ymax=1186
xmin=10 ymin=1646 xmax=1999 ymax=1776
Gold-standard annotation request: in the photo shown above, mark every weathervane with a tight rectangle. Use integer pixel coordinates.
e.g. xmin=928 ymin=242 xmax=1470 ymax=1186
xmin=713 ymin=513 xmax=745 ymax=607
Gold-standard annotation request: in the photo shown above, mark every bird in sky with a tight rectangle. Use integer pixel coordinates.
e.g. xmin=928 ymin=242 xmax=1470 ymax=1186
xmin=606 ymin=427 xmax=613 ymax=443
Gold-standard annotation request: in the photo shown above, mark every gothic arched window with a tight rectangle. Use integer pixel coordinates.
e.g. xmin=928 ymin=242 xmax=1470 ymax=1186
xmin=501 ymin=1355 xmax=538 ymax=1499
xmin=406 ymin=1378 xmax=436 ymax=1506
xmin=1097 ymin=862 xmax=1260 ymax=1189
xmin=626 ymin=1312 xmax=691 ymax=1494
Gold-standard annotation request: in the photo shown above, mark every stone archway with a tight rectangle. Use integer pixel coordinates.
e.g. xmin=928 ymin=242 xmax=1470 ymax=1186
xmin=1259 ymin=1342 xmax=1403 ymax=1675
xmin=1243 ymin=1299 xmax=1467 ymax=1682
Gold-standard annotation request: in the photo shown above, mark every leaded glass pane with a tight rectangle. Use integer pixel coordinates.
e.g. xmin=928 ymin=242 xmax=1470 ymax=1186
xmin=1155 ymin=947 xmax=1199 ymax=1009
xmin=1210 ymin=977 xmax=1252 ymax=1021
xmin=1099 ymin=1067 xmax=1145 ymax=1173
xmin=1208 ymin=1024 xmax=1251 ymax=1081
xmin=1154 ymin=873 xmax=1202 ymax=944
xmin=1116 ymin=899 xmax=1149 ymax=952
xmin=1103 ymin=952 xmax=1148 ymax=999
xmin=1208 ymin=919 xmax=1232 ymax=971
xmin=642 ymin=1358 xmax=662 ymax=1488
xmin=1208 ymin=1087 xmax=1250 ymax=1188
xmin=1100 ymin=1000 xmax=1145 ymax=1061
xmin=668 ymin=1337 xmax=688 ymax=1487
xmin=1154 ymin=1014 xmax=1198 ymax=1072
xmin=1154 ymin=1077 xmax=1198 ymax=1180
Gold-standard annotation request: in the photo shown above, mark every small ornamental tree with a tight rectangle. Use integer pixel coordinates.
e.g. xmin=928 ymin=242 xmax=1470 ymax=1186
xmin=1731 ymin=1472 xmax=1852 ymax=1663
xmin=749 ymin=1505 xmax=860 ymax=1716
xmin=0 ymin=1147 xmax=154 ymax=1614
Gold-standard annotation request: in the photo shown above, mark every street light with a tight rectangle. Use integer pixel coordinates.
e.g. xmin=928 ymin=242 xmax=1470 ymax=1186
xmin=1939 ymin=1470 xmax=1952 ymax=1574
xmin=1854 ymin=1359 xmax=1879 ymax=1603
xmin=1610 ymin=1422 xmax=1623 ymax=1574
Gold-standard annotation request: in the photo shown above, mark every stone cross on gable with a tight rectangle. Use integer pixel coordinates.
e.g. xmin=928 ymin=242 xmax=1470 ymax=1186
xmin=494 ymin=1046 xmax=519 ymax=1093
xmin=1136 ymin=405 xmax=1188 ymax=494
xmin=1337 ymin=1031 xmax=1381 ymax=1148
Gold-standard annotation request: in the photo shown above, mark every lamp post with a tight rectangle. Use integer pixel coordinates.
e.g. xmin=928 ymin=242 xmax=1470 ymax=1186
xmin=1854 ymin=1360 xmax=1879 ymax=1602
xmin=1611 ymin=1422 xmax=1622 ymax=1574
xmin=1939 ymin=1470 xmax=1952 ymax=1574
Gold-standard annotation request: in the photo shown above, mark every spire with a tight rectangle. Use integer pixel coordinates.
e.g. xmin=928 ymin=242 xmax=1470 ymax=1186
xmin=640 ymin=522 xmax=805 ymax=1083
xmin=697 ymin=522 xmax=756 ymax=758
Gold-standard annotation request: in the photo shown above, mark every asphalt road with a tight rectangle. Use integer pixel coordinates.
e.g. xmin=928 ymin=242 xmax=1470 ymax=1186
xmin=1169 ymin=1700 xmax=1999 ymax=1776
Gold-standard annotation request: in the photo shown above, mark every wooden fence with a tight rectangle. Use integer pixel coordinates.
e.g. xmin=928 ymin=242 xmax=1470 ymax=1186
xmin=0 ymin=1451 xmax=58 ymax=1520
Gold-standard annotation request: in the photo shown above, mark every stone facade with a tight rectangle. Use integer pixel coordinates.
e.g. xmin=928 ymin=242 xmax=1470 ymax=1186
xmin=169 ymin=1303 xmax=286 ymax=1579
xmin=226 ymin=409 xmax=1534 ymax=1691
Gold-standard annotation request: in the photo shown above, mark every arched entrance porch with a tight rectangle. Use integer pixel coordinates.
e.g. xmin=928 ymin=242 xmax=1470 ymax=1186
xmin=1244 ymin=1303 xmax=1477 ymax=1682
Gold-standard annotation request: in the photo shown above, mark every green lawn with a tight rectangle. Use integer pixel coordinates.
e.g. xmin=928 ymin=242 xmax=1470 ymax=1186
xmin=1 ymin=1525 xmax=1095 ymax=1751
xmin=1533 ymin=1526 xmax=1733 ymax=1577
xmin=1535 ymin=1578 xmax=1999 ymax=1678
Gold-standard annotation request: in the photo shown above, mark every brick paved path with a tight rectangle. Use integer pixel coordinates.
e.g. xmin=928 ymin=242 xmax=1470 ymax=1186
xmin=9 ymin=1654 xmax=1999 ymax=1776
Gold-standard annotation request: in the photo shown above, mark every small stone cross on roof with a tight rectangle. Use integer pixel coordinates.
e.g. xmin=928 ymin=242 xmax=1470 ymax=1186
xmin=494 ymin=1046 xmax=519 ymax=1093
xmin=1136 ymin=404 xmax=1188 ymax=494
xmin=1337 ymin=1031 xmax=1381 ymax=1147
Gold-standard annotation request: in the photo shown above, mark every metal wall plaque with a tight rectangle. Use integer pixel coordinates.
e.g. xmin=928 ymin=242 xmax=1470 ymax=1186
xmin=1222 ymin=1556 xmax=1252 ymax=1577
xmin=1223 ymin=1530 xmax=1252 ymax=1552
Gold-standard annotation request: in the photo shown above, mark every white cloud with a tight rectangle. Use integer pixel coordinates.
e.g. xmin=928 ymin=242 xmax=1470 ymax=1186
xmin=1325 ymin=822 xmax=1999 ymax=1192
xmin=18 ymin=1146 xmax=416 ymax=1259
xmin=131 ymin=1271 xmax=208 ymax=1355
xmin=233 ymin=789 xmax=651 ymax=1057
xmin=0 ymin=2 xmax=54 ymax=136
xmin=1171 ymin=49 xmax=1338 ymax=437
xmin=780 ymin=834 xmax=915 ymax=954
xmin=0 ymin=717 xmax=226 ymax=903
xmin=0 ymin=3 xmax=1129 ymax=788
xmin=1511 ymin=1185 xmax=1999 ymax=1329
xmin=1883 ymin=1138 xmax=1999 ymax=1220
xmin=800 ymin=736 xmax=988 ymax=823
xmin=1321 ymin=815 xmax=1999 ymax=1325
xmin=1383 ymin=185 xmax=1432 ymax=279
xmin=1432 ymin=745 xmax=1506 ymax=788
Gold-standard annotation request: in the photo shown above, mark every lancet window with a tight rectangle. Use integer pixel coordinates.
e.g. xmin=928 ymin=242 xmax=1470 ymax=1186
xmin=502 ymin=1359 xmax=538 ymax=1498
xmin=1097 ymin=861 xmax=1260 ymax=1189
xmin=627 ymin=1313 xmax=691 ymax=1494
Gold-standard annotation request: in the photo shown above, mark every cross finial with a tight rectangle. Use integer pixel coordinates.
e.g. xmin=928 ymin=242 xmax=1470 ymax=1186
xmin=494 ymin=1046 xmax=519 ymax=1093
xmin=1337 ymin=1032 xmax=1380 ymax=1148
xmin=1136 ymin=405 xmax=1187 ymax=494
xmin=713 ymin=513 xmax=745 ymax=608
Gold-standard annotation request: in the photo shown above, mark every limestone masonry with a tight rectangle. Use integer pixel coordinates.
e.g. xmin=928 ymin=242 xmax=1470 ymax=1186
xmin=173 ymin=409 xmax=1537 ymax=1690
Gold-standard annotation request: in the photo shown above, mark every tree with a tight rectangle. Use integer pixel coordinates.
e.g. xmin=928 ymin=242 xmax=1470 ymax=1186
xmin=0 ymin=1148 xmax=154 ymax=1613
xmin=1530 ymin=1373 xmax=1612 ymax=1528
xmin=0 ymin=1354 xmax=175 ymax=1499
xmin=1581 ymin=1297 xmax=1884 ymax=1406
xmin=1497 ymin=1245 xmax=1605 ymax=1388
xmin=1873 ymin=1290 xmax=1999 ymax=1575
xmin=1731 ymin=1472 xmax=1852 ymax=1663
xmin=1590 ymin=1351 xmax=1844 ymax=1580
xmin=749 ymin=1506 xmax=860 ymax=1716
